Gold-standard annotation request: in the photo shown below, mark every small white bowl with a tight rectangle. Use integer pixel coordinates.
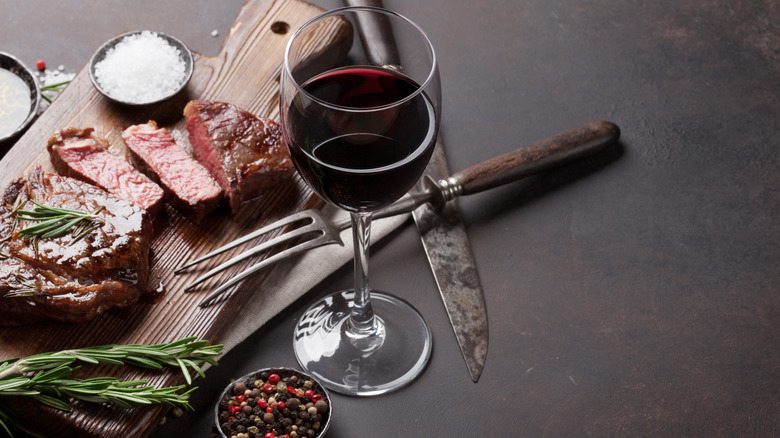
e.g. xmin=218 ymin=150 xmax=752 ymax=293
xmin=0 ymin=52 xmax=40 ymax=145
xmin=214 ymin=367 xmax=332 ymax=438
xmin=88 ymin=30 xmax=193 ymax=106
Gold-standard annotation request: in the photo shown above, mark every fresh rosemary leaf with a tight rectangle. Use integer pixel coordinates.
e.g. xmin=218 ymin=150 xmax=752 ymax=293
xmin=40 ymin=80 xmax=71 ymax=92
xmin=31 ymin=394 xmax=72 ymax=411
xmin=0 ymin=378 xmax=31 ymax=392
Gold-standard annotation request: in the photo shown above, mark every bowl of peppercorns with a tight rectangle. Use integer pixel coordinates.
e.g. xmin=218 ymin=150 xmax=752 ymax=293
xmin=214 ymin=367 xmax=331 ymax=438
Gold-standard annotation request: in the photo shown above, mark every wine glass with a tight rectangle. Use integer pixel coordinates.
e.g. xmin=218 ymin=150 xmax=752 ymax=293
xmin=280 ymin=6 xmax=441 ymax=396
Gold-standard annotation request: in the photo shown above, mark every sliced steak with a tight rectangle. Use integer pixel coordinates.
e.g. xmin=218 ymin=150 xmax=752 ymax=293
xmin=0 ymin=167 xmax=154 ymax=325
xmin=184 ymin=100 xmax=294 ymax=213
xmin=122 ymin=121 xmax=222 ymax=222
xmin=48 ymin=127 xmax=165 ymax=216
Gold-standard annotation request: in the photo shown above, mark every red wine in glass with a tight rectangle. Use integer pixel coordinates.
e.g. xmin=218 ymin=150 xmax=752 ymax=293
xmin=286 ymin=66 xmax=438 ymax=212
xmin=283 ymin=6 xmax=440 ymax=397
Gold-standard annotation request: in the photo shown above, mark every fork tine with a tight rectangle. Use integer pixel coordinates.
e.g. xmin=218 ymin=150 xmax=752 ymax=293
xmin=174 ymin=210 xmax=315 ymax=274
xmin=198 ymin=232 xmax=342 ymax=307
xmin=184 ymin=223 xmax=323 ymax=291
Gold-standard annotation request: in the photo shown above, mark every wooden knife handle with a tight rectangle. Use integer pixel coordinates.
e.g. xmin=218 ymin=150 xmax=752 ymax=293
xmin=343 ymin=0 xmax=401 ymax=66
xmin=452 ymin=121 xmax=620 ymax=196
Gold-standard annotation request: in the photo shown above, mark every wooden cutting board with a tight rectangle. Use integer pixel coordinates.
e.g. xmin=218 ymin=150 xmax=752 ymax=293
xmin=0 ymin=0 xmax=345 ymax=436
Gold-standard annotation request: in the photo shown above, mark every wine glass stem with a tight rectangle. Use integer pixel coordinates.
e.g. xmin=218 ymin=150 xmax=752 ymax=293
xmin=348 ymin=211 xmax=376 ymax=335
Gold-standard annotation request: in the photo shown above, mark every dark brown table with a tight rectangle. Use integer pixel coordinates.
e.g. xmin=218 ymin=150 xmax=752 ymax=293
xmin=2 ymin=0 xmax=778 ymax=436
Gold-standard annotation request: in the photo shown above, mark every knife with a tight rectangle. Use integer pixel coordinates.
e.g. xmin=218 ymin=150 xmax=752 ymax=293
xmin=344 ymin=0 xmax=490 ymax=381
xmin=343 ymin=0 xmax=622 ymax=382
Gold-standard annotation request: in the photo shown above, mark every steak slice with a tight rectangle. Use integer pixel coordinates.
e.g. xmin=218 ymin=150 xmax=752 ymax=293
xmin=0 ymin=167 xmax=154 ymax=325
xmin=122 ymin=121 xmax=222 ymax=222
xmin=48 ymin=127 xmax=165 ymax=216
xmin=184 ymin=100 xmax=294 ymax=213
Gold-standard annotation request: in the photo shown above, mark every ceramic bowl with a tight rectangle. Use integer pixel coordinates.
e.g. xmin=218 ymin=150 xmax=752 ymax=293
xmin=88 ymin=30 xmax=193 ymax=106
xmin=0 ymin=51 xmax=40 ymax=144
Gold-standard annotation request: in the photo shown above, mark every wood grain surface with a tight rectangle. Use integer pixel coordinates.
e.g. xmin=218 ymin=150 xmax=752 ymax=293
xmin=0 ymin=0 xmax=333 ymax=436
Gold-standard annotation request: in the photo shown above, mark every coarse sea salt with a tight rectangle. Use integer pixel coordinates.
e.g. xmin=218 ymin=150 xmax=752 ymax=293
xmin=94 ymin=31 xmax=187 ymax=104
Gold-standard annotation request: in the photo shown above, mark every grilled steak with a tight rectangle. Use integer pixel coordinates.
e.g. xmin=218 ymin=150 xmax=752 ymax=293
xmin=184 ymin=100 xmax=294 ymax=213
xmin=48 ymin=127 xmax=165 ymax=216
xmin=0 ymin=167 xmax=154 ymax=325
xmin=123 ymin=121 xmax=222 ymax=222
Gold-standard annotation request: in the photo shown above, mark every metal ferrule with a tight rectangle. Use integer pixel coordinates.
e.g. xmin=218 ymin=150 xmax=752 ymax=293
xmin=437 ymin=177 xmax=463 ymax=202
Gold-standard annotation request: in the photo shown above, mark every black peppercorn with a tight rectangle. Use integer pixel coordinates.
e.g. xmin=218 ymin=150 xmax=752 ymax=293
xmin=233 ymin=382 xmax=247 ymax=396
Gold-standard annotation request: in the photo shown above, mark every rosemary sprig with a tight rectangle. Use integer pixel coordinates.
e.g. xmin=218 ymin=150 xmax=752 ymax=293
xmin=2 ymin=275 xmax=43 ymax=298
xmin=14 ymin=200 xmax=103 ymax=242
xmin=0 ymin=337 xmax=224 ymax=437
xmin=2 ymin=365 xmax=195 ymax=410
xmin=40 ymin=80 xmax=71 ymax=103
xmin=0 ymin=337 xmax=223 ymax=385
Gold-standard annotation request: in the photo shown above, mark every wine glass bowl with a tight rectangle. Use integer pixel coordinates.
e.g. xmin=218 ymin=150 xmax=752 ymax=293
xmin=280 ymin=6 xmax=440 ymax=396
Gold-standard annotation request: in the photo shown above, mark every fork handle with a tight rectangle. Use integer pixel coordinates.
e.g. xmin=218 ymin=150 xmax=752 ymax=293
xmin=453 ymin=121 xmax=620 ymax=196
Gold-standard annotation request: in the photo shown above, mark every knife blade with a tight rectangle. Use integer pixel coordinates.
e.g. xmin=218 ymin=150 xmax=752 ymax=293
xmin=344 ymin=0 xmax=490 ymax=381
xmin=414 ymin=140 xmax=489 ymax=382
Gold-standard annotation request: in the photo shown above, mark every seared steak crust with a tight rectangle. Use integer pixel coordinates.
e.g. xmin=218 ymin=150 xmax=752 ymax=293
xmin=122 ymin=121 xmax=223 ymax=222
xmin=47 ymin=127 xmax=165 ymax=216
xmin=184 ymin=100 xmax=294 ymax=213
xmin=0 ymin=168 xmax=153 ymax=325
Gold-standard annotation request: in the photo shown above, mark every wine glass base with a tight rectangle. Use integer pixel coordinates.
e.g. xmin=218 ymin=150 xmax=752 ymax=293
xmin=293 ymin=290 xmax=432 ymax=396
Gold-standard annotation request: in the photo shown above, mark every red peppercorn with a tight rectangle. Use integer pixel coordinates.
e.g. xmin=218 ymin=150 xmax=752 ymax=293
xmin=262 ymin=383 xmax=275 ymax=394
xmin=235 ymin=394 xmax=246 ymax=403
xmin=257 ymin=399 xmax=268 ymax=409
xmin=287 ymin=386 xmax=297 ymax=395
xmin=268 ymin=373 xmax=280 ymax=385
xmin=264 ymin=433 xmax=275 ymax=438
xmin=277 ymin=401 xmax=286 ymax=411
xmin=311 ymin=394 xmax=323 ymax=402
xmin=266 ymin=407 xmax=273 ymax=413
xmin=304 ymin=390 xmax=315 ymax=399
xmin=35 ymin=60 xmax=45 ymax=71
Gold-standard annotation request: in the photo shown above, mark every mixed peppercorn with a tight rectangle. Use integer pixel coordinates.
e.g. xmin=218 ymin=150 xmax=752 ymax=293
xmin=213 ymin=369 xmax=330 ymax=438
